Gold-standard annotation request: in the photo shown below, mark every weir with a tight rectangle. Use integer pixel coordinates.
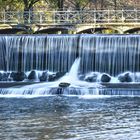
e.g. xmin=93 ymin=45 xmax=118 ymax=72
xmin=0 ymin=34 xmax=140 ymax=97
xmin=0 ymin=34 xmax=140 ymax=75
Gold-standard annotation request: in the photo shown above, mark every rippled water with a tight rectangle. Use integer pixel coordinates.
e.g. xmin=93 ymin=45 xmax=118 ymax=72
xmin=0 ymin=96 xmax=140 ymax=140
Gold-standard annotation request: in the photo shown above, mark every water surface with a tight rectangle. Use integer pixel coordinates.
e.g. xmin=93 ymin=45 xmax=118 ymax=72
xmin=0 ymin=96 xmax=140 ymax=140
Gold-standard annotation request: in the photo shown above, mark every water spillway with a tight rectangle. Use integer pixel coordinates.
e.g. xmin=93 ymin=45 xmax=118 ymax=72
xmin=0 ymin=34 xmax=140 ymax=75
xmin=0 ymin=35 xmax=78 ymax=72
xmin=0 ymin=34 xmax=140 ymax=97
xmin=79 ymin=35 xmax=140 ymax=75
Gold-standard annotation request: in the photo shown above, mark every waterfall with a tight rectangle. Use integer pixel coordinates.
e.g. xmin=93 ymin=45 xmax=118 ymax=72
xmin=59 ymin=58 xmax=80 ymax=83
xmin=79 ymin=34 xmax=140 ymax=75
xmin=0 ymin=58 xmax=101 ymax=97
xmin=0 ymin=35 xmax=78 ymax=72
xmin=0 ymin=34 xmax=140 ymax=76
xmin=0 ymin=34 xmax=140 ymax=97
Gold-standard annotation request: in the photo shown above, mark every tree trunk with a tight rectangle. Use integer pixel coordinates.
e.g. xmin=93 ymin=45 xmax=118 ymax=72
xmin=23 ymin=7 xmax=30 ymax=24
xmin=57 ymin=0 xmax=64 ymax=23
xmin=58 ymin=0 xmax=64 ymax=11
xmin=114 ymin=0 xmax=117 ymax=21
xmin=95 ymin=0 xmax=97 ymax=10
xmin=100 ymin=0 xmax=104 ymax=10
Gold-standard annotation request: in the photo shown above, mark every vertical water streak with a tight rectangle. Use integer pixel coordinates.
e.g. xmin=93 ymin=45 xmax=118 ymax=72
xmin=0 ymin=35 xmax=79 ymax=72
xmin=0 ymin=35 xmax=140 ymax=75
xmin=0 ymin=37 xmax=6 ymax=71
xmin=79 ymin=35 xmax=140 ymax=75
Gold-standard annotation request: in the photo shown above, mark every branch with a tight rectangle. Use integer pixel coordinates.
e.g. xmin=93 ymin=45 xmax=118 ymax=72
xmin=81 ymin=1 xmax=90 ymax=10
xmin=23 ymin=0 xmax=28 ymax=7
xmin=29 ymin=0 xmax=40 ymax=9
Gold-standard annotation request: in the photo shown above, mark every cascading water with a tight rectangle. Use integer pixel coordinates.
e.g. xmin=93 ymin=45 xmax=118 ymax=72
xmin=0 ymin=34 xmax=140 ymax=97
xmin=79 ymin=34 xmax=140 ymax=75
xmin=0 ymin=58 xmax=101 ymax=97
xmin=0 ymin=34 xmax=140 ymax=75
xmin=0 ymin=35 xmax=78 ymax=72
xmin=59 ymin=58 xmax=80 ymax=82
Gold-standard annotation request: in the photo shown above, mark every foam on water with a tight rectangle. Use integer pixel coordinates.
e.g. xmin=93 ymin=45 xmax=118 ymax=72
xmin=0 ymin=58 xmax=102 ymax=98
xmin=1 ymin=58 xmax=140 ymax=98
xmin=1 ymin=35 xmax=140 ymax=98
xmin=58 ymin=58 xmax=80 ymax=82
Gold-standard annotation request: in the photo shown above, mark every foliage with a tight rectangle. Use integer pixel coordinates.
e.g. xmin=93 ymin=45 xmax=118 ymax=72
xmin=65 ymin=0 xmax=91 ymax=10
xmin=0 ymin=0 xmax=139 ymax=11
xmin=0 ymin=0 xmax=23 ymax=11
xmin=20 ymin=0 xmax=41 ymax=10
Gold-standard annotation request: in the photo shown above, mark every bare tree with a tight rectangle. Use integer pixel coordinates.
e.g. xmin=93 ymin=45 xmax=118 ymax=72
xmin=21 ymin=0 xmax=41 ymax=23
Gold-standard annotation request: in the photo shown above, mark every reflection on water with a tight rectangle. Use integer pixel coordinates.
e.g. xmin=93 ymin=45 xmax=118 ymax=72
xmin=0 ymin=96 xmax=140 ymax=140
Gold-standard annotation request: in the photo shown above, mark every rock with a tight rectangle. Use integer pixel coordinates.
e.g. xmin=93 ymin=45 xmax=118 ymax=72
xmin=84 ymin=73 xmax=98 ymax=82
xmin=28 ymin=70 xmax=36 ymax=80
xmin=79 ymin=74 xmax=85 ymax=80
xmin=59 ymin=82 xmax=70 ymax=88
xmin=55 ymin=72 xmax=66 ymax=79
xmin=10 ymin=72 xmax=26 ymax=81
xmin=48 ymin=74 xmax=57 ymax=81
xmin=39 ymin=71 xmax=48 ymax=81
xmin=0 ymin=72 xmax=10 ymax=81
xmin=0 ymin=73 xmax=2 ymax=80
xmin=101 ymin=73 xmax=111 ymax=82
xmin=118 ymin=72 xmax=132 ymax=82
xmin=48 ymin=72 xmax=66 ymax=81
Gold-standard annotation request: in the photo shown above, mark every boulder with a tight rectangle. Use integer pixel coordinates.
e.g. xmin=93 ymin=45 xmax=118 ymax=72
xmin=84 ymin=73 xmax=98 ymax=82
xmin=48 ymin=72 xmax=66 ymax=81
xmin=101 ymin=73 xmax=111 ymax=82
xmin=78 ymin=74 xmax=85 ymax=80
xmin=0 ymin=72 xmax=10 ymax=81
xmin=0 ymin=73 xmax=2 ymax=80
xmin=48 ymin=74 xmax=57 ymax=81
xmin=10 ymin=72 xmax=26 ymax=81
xmin=28 ymin=70 xmax=36 ymax=80
xmin=118 ymin=72 xmax=132 ymax=82
xmin=59 ymin=82 xmax=70 ymax=88
xmin=55 ymin=72 xmax=66 ymax=79
xmin=39 ymin=71 xmax=48 ymax=81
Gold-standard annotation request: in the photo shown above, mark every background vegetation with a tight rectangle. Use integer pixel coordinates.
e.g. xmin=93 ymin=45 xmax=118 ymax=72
xmin=0 ymin=0 xmax=139 ymax=12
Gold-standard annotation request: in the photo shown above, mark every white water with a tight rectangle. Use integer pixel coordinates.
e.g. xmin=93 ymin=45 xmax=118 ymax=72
xmin=1 ymin=58 xmax=140 ymax=98
xmin=1 ymin=35 xmax=140 ymax=98
xmin=1 ymin=35 xmax=140 ymax=75
xmin=0 ymin=58 xmax=101 ymax=98
xmin=0 ymin=35 xmax=78 ymax=72
xmin=59 ymin=58 xmax=80 ymax=82
xmin=23 ymin=58 xmax=101 ymax=88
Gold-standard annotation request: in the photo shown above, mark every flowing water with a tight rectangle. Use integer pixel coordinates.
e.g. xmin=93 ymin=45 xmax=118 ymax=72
xmin=0 ymin=34 xmax=140 ymax=75
xmin=0 ymin=96 xmax=140 ymax=140
xmin=0 ymin=35 xmax=78 ymax=72
xmin=0 ymin=58 xmax=101 ymax=97
xmin=0 ymin=34 xmax=140 ymax=139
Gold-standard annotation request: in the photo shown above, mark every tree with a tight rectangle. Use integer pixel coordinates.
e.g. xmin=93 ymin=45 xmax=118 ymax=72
xmin=66 ymin=0 xmax=91 ymax=10
xmin=20 ymin=0 xmax=41 ymax=23
xmin=45 ymin=0 xmax=65 ymax=10
xmin=0 ymin=0 xmax=23 ymax=11
xmin=0 ymin=0 xmax=38 ymax=23
xmin=21 ymin=0 xmax=40 ymax=11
